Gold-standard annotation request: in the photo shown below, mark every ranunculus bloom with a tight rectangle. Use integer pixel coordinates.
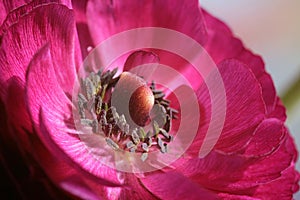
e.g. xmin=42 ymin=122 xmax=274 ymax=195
xmin=0 ymin=0 xmax=299 ymax=199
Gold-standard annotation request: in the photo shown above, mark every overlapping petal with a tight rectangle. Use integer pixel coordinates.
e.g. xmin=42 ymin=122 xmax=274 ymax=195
xmin=25 ymin=44 xmax=121 ymax=187
xmin=0 ymin=0 xmax=298 ymax=199
xmin=172 ymin=133 xmax=296 ymax=197
xmin=202 ymin=9 xmax=277 ymax=116
xmin=85 ymin=0 xmax=207 ymax=47
xmin=188 ymin=59 xmax=265 ymax=155
xmin=141 ymin=172 xmax=217 ymax=200
xmin=0 ymin=2 xmax=80 ymax=151
xmin=0 ymin=3 xmax=77 ymax=99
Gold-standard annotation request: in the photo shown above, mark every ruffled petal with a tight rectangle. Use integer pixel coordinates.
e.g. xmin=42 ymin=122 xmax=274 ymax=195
xmin=86 ymin=0 xmax=207 ymax=45
xmin=30 ymin=121 xmax=106 ymax=200
xmin=253 ymin=166 xmax=299 ymax=200
xmin=202 ymin=9 xmax=277 ymax=116
xmin=268 ymin=97 xmax=287 ymax=121
xmin=0 ymin=3 xmax=77 ymax=98
xmin=140 ymin=172 xmax=217 ymax=200
xmin=72 ymin=0 xmax=93 ymax=58
xmin=243 ymin=118 xmax=285 ymax=157
xmin=0 ymin=0 xmax=29 ymax=25
xmin=0 ymin=98 xmax=79 ymax=199
xmin=253 ymin=135 xmax=299 ymax=199
xmin=173 ymin=133 xmax=296 ymax=196
xmin=0 ymin=0 xmax=72 ymax=36
xmin=171 ymin=152 xmax=255 ymax=195
xmin=190 ymin=59 xmax=265 ymax=155
xmin=118 ymin=173 xmax=156 ymax=200
xmin=25 ymin=45 xmax=121 ymax=188
xmin=5 ymin=77 xmax=32 ymax=134
xmin=218 ymin=193 xmax=259 ymax=200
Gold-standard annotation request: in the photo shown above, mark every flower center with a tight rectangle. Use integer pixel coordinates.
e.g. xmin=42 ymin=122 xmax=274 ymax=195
xmin=77 ymin=68 xmax=178 ymax=161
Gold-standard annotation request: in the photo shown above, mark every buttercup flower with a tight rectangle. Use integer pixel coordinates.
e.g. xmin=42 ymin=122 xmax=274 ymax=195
xmin=0 ymin=0 xmax=299 ymax=200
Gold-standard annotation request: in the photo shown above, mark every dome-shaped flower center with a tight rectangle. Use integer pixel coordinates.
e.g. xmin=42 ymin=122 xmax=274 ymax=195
xmin=112 ymin=72 xmax=154 ymax=127
xmin=77 ymin=68 xmax=178 ymax=161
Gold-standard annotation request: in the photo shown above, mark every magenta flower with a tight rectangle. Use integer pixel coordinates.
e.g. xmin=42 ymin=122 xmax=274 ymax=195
xmin=0 ymin=0 xmax=299 ymax=199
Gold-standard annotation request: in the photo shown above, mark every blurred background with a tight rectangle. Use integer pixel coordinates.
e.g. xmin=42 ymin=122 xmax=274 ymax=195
xmin=201 ymin=0 xmax=300 ymax=198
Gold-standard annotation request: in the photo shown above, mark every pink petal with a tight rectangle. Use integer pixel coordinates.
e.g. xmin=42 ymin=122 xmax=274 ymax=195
xmin=202 ymin=9 xmax=277 ymax=115
xmin=59 ymin=175 xmax=103 ymax=200
xmin=146 ymin=49 xmax=205 ymax=91
xmin=0 ymin=99 xmax=79 ymax=199
xmin=202 ymin=9 xmax=264 ymax=74
xmin=29 ymin=124 xmax=105 ymax=199
xmin=71 ymin=0 xmax=93 ymax=58
xmin=253 ymin=166 xmax=300 ymax=200
xmin=0 ymin=0 xmax=29 ymax=25
xmin=252 ymin=135 xmax=299 ymax=198
xmin=213 ymin=60 xmax=266 ymax=152
xmin=123 ymin=50 xmax=160 ymax=82
xmin=118 ymin=174 xmax=156 ymax=200
xmin=268 ymin=97 xmax=287 ymax=121
xmin=25 ymin=45 xmax=121 ymax=187
xmin=218 ymin=193 xmax=259 ymax=200
xmin=140 ymin=172 xmax=217 ymax=200
xmin=190 ymin=59 xmax=265 ymax=155
xmin=86 ymin=0 xmax=207 ymax=45
xmin=72 ymin=0 xmax=87 ymax=23
xmin=4 ymin=77 xmax=32 ymax=135
xmin=241 ymin=135 xmax=297 ymax=185
xmin=243 ymin=118 xmax=286 ymax=157
xmin=256 ymin=72 xmax=277 ymax=114
xmin=171 ymin=152 xmax=255 ymax=195
xmin=124 ymin=50 xmax=159 ymax=71
xmin=0 ymin=3 xmax=77 ymax=99
xmin=0 ymin=1 xmax=72 ymax=36
xmin=75 ymin=22 xmax=94 ymax=59
xmin=173 ymin=134 xmax=296 ymax=196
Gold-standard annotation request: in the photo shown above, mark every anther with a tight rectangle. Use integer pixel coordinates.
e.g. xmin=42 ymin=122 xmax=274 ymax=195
xmin=77 ymin=68 xmax=178 ymax=161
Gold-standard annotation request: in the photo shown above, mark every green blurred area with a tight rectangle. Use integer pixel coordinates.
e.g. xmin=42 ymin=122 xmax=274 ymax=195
xmin=282 ymin=72 xmax=300 ymax=111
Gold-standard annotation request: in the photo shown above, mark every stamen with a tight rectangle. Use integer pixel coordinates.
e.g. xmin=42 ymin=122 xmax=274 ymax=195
xmin=77 ymin=68 xmax=179 ymax=161
xmin=126 ymin=141 xmax=135 ymax=149
xmin=105 ymin=138 xmax=120 ymax=150
xmin=141 ymin=152 xmax=148 ymax=162
xmin=80 ymin=119 xmax=93 ymax=126
xmin=131 ymin=129 xmax=140 ymax=145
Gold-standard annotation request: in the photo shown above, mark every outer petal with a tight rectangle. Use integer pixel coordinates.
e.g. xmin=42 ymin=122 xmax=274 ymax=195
xmin=173 ymin=133 xmax=296 ymax=197
xmin=253 ymin=135 xmax=299 ymax=199
xmin=25 ymin=45 xmax=121 ymax=188
xmin=140 ymin=172 xmax=217 ymax=200
xmin=253 ymin=166 xmax=299 ymax=200
xmin=190 ymin=59 xmax=265 ymax=155
xmin=71 ymin=0 xmax=93 ymax=58
xmin=202 ymin=9 xmax=277 ymax=116
xmin=86 ymin=0 xmax=207 ymax=46
xmin=0 ymin=0 xmax=30 ymax=25
xmin=0 ymin=3 xmax=82 ymax=172
xmin=5 ymin=77 xmax=33 ymax=136
xmin=242 ymin=118 xmax=286 ymax=157
xmin=119 ymin=173 xmax=157 ymax=200
xmin=0 ymin=99 xmax=78 ymax=199
xmin=0 ymin=3 xmax=77 ymax=99
xmin=214 ymin=59 xmax=265 ymax=152
xmin=268 ymin=97 xmax=287 ymax=121
xmin=0 ymin=0 xmax=72 ymax=36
